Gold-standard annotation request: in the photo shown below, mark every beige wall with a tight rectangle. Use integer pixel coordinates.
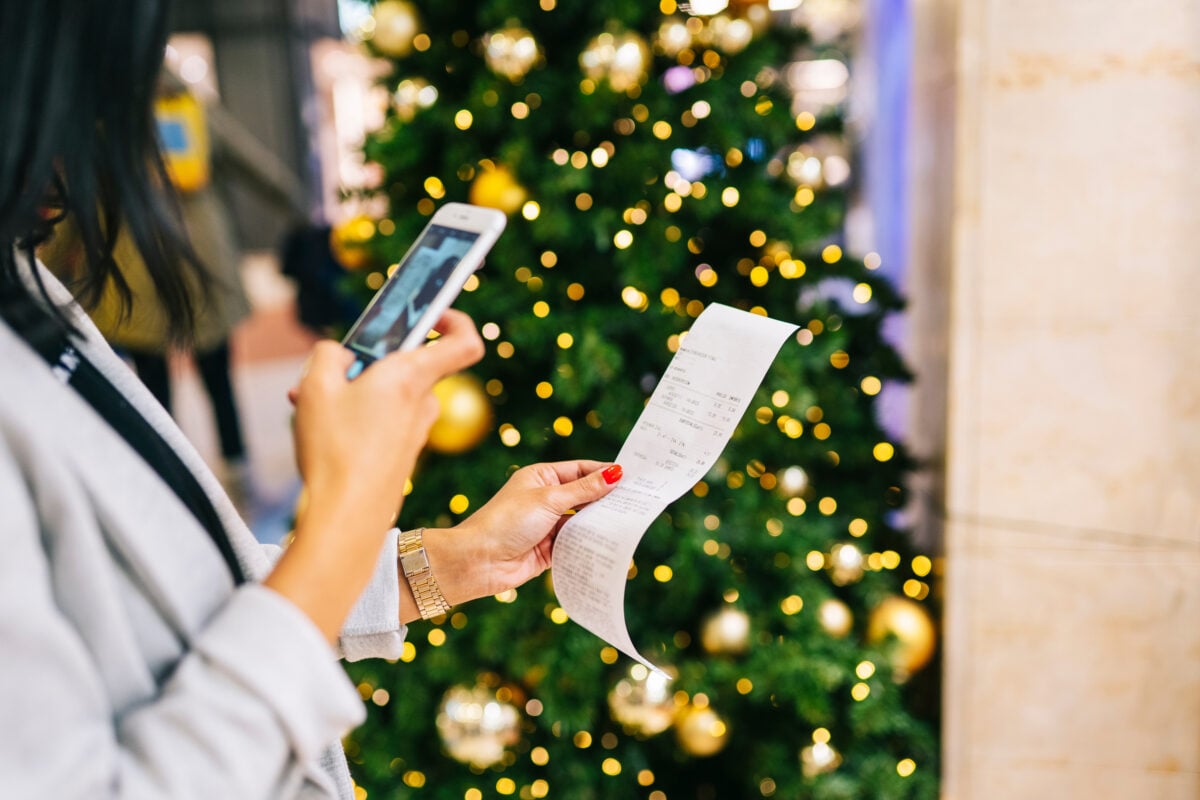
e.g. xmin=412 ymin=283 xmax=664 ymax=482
xmin=925 ymin=0 xmax=1200 ymax=797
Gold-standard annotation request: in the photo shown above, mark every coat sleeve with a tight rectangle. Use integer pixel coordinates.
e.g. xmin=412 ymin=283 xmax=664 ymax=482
xmin=0 ymin=449 xmax=364 ymax=799
xmin=260 ymin=527 xmax=410 ymax=663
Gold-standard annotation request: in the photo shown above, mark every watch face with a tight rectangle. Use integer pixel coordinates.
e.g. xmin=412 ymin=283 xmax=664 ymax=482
xmin=401 ymin=550 xmax=431 ymax=575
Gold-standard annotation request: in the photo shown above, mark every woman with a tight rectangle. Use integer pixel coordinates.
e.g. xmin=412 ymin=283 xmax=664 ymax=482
xmin=0 ymin=2 xmax=621 ymax=797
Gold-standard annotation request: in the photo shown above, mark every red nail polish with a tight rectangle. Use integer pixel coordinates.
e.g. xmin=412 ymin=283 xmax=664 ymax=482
xmin=602 ymin=464 xmax=623 ymax=484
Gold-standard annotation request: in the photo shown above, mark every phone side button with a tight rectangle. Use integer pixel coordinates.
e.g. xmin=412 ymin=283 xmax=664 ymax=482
xmin=347 ymin=360 xmax=366 ymax=380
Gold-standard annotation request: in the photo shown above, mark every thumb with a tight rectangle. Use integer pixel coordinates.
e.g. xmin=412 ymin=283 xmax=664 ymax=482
xmin=546 ymin=463 xmax=623 ymax=513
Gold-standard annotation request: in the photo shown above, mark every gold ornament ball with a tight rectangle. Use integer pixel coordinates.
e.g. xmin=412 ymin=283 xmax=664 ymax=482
xmin=699 ymin=607 xmax=751 ymax=655
xmin=608 ymin=663 xmax=676 ymax=737
xmin=329 ymin=214 xmax=377 ymax=271
xmin=483 ymin=26 xmax=542 ymax=82
xmin=828 ymin=542 xmax=864 ymax=586
xmin=777 ymin=465 xmax=809 ymax=497
xmin=817 ymin=598 xmax=853 ymax=638
xmin=580 ymin=31 xmax=651 ymax=93
xmin=710 ymin=15 xmax=755 ymax=54
xmin=800 ymin=741 xmax=842 ymax=777
xmin=867 ymin=596 xmax=937 ymax=678
xmin=675 ymin=704 xmax=729 ymax=757
xmin=368 ymin=0 xmax=420 ymax=59
xmin=656 ymin=18 xmax=693 ymax=57
xmin=393 ymin=77 xmax=438 ymax=122
xmin=427 ymin=373 xmax=493 ymax=454
xmin=436 ymin=683 xmax=521 ymax=769
xmin=468 ymin=164 xmax=528 ymax=215
xmin=606 ymin=32 xmax=652 ymax=93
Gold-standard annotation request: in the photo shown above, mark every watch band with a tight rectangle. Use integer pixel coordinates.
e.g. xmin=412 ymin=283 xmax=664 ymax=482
xmin=397 ymin=527 xmax=452 ymax=620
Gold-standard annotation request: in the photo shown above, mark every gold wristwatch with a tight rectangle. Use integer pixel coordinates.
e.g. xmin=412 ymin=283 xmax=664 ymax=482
xmin=397 ymin=528 xmax=452 ymax=620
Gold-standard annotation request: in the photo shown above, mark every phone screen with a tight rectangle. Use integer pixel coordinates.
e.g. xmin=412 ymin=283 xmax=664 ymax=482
xmin=344 ymin=224 xmax=480 ymax=361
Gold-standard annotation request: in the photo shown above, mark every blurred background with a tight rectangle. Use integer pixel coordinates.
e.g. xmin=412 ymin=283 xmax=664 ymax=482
xmin=139 ymin=0 xmax=1199 ymax=797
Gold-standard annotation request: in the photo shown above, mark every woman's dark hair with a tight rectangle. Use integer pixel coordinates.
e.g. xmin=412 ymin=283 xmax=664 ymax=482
xmin=0 ymin=0 xmax=202 ymax=350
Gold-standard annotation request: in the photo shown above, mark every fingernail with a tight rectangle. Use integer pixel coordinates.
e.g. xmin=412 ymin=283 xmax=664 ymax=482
xmin=602 ymin=464 xmax=623 ymax=484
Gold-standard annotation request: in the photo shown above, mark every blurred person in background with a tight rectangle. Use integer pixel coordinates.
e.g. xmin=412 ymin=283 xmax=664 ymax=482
xmin=0 ymin=2 xmax=623 ymax=798
xmin=38 ymin=68 xmax=309 ymax=515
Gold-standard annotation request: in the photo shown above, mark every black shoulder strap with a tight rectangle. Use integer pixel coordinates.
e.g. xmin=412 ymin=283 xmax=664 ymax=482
xmin=62 ymin=347 xmax=246 ymax=584
xmin=1 ymin=274 xmax=244 ymax=583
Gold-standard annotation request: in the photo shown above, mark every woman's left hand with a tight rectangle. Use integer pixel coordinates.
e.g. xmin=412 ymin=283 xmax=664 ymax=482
xmin=418 ymin=460 xmax=623 ymax=611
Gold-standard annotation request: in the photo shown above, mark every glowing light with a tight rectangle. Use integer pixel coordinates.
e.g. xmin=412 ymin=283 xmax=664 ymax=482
xmin=553 ymin=416 xmax=574 ymax=436
xmin=533 ymin=300 xmax=550 ymax=317
xmin=806 ymin=551 xmax=825 ymax=570
xmin=511 ymin=102 xmax=530 ymax=119
xmin=602 ymin=758 xmax=622 ymax=776
xmin=531 ymin=780 xmax=549 ymax=798
xmin=654 ymin=565 xmax=674 ymax=582
xmin=573 ymin=731 xmax=592 ymax=748
xmin=550 ymin=607 xmax=569 ymax=624
xmin=856 ymin=661 xmax=876 ymax=679
xmin=873 ymin=442 xmax=895 ymax=462
xmin=749 ymin=230 xmax=767 ymax=247
xmin=496 ymin=778 xmax=516 ymax=795
xmin=865 ymin=251 xmax=883 ymax=270
xmin=652 ymin=121 xmax=673 ymax=139
xmin=781 ymin=595 xmax=803 ymax=615
xmin=614 ymin=229 xmax=634 ymax=249
xmin=428 ymin=628 xmax=446 ymax=646
xmin=449 ymin=494 xmax=469 ymax=514
xmin=861 ymin=376 xmax=882 ymax=395
xmin=638 ymin=769 xmax=655 ymax=786
xmin=721 ymin=187 xmax=740 ymax=207
xmin=454 ymin=109 xmax=473 ymax=129
xmin=822 ymin=244 xmax=842 ymax=263
xmin=424 ymin=176 xmax=445 ymax=198
xmin=557 ymin=332 xmax=574 ymax=349
xmin=897 ymin=759 xmax=917 ymax=778
xmin=522 ymin=201 xmax=541 ymax=220
xmin=750 ymin=266 xmax=769 ymax=286
xmin=567 ymin=282 xmax=585 ymax=300
xmin=686 ymin=0 xmax=729 ymax=14
xmin=818 ymin=496 xmax=837 ymax=515
xmin=591 ymin=148 xmax=610 ymax=167
xmin=912 ymin=555 xmax=933 ymax=577
xmin=830 ymin=350 xmax=850 ymax=368
xmin=851 ymin=682 xmax=870 ymax=701
xmin=498 ymin=423 xmax=521 ymax=446
xmin=849 ymin=518 xmax=868 ymax=537
xmin=622 ymin=286 xmax=649 ymax=310
xmin=853 ymin=282 xmax=873 ymax=303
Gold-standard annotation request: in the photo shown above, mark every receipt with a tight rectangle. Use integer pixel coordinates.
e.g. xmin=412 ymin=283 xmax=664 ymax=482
xmin=551 ymin=303 xmax=799 ymax=670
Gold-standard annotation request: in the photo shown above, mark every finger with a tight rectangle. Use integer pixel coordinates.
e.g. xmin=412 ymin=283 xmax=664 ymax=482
xmin=306 ymin=340 xmax=356 ymax=382
xmin=544 ymin=464 xmax=622 ymax=513
xmin=374 ymin=312 xmax=483 ymax=385
xmin=537 ymin=460 xmax=611 ymax=486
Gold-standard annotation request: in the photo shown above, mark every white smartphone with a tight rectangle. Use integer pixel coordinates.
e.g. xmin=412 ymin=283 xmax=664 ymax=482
xmin=341 ymin=202 xmax=506 ymax=378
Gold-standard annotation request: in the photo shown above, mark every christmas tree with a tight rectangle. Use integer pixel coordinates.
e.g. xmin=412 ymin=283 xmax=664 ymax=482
xmin=339 ymin=1 xmax=939 ymax=798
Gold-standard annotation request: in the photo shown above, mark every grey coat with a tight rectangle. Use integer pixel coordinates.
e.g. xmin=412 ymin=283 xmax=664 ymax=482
xmin=0 ymin=260 xmax=407 ymax=798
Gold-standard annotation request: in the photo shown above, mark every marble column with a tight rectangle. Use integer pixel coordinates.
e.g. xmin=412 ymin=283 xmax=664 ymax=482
xmin=933 ymin=0 xmax=1200 ymax=797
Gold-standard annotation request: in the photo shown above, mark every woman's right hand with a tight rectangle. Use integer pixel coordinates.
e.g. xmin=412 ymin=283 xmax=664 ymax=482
xmin=267 ymin=309 xmax=485 ymax=642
